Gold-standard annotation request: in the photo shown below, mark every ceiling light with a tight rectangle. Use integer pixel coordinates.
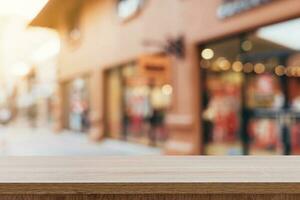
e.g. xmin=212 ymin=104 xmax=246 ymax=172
xmin=201 ymin=48 xmax=214 ymax=60
xmin=257 ymin=18 xmax=300 ymax=50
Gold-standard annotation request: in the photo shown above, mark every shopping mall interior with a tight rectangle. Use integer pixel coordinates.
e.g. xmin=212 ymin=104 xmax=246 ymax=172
xmin=0 ymin=0 xmax=300 ymax=156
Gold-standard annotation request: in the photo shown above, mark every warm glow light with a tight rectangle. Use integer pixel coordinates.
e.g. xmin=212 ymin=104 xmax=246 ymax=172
xmin=241 ymin=40 xmax=253 ymax=51
xmin=232 ymin=61 xmax=243 ymax=72
xmin=254 ymin=63 xmax=265 ymax=74
xmin=275 ymin=65 xmax=285 ymax=76
xmin=162 ymin=84 xmax=173 ymax=96
xmin=0 ymin=0 xmax=48 ymax=21
xmin=286 ymin=67 xmax=293 ymax=77
xmin=291 ymin=66 xmax=299 ymax=77
xmin=297 ymin=67 xmax=300 ymax=77
xmin=201 ymin=48 xmax=214 ymax=60
xmin=218 ymin=57 xmax=231 ymax=71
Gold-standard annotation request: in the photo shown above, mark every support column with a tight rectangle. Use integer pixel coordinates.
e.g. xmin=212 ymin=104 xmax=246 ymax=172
xmin=53 ymin=83 xmax=64 ymax=132
xmin=164 ymin=43 xmax=201 ymax=155
xmin=88 ymin=68 xmax=104 ymax=141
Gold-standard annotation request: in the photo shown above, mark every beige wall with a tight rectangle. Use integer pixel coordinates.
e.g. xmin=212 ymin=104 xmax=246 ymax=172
xmin=56 ymin=0 xmax=300 ymax=154
xmin=184 ymin=0 xmax=300 ymax=43
xmin=58 ymin=0 xmax=183 ymax=79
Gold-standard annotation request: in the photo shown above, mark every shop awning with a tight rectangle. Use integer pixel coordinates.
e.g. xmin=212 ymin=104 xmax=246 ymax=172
xmin=29 ymin=0 xmax=82 ymax=29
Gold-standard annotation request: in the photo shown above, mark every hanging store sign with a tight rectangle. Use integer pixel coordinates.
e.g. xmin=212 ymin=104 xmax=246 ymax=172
xmin=138 ymin=55 xmax=171 ymax=84
xmin=217 ymin=0 xmax=273 ymax=19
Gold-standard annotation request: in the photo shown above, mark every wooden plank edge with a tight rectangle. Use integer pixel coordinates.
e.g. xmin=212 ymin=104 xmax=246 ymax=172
xmin=0 ymin=183 xmax=299 ymax=195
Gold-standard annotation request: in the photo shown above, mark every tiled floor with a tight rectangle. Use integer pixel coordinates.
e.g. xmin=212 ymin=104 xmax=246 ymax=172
xmin=0 ymin=125 xmax=161 ymax=156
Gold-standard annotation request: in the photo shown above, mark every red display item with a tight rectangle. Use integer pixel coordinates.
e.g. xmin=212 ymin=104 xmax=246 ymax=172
xmin=291 ymin=123 xmax=300 ymax=154
xmin=249 ymin=119 xmax=279 ymax=150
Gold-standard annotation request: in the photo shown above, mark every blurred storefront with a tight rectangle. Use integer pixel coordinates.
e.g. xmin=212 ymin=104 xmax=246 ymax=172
xmin=0 ymin=85 xmax=14 ymax=125
xmin=63 ymin=77 xmax=90 ymax=133
xmin=29 ymin=0 xmax=300 ymax=155
xmin=0 ymin=14 xmax=59 ymax=128
xmin=29 ymin=0 xmax=184 ymax=153
xmin=195 ymin=0 xmax=300 ymax=155
xmin=200 ymin=32 xmax=300 ymax=155
xmin=105 ymin=55 xmax=172 ymax=146
xmin=15 ymin=66 xmax=55 ymax=128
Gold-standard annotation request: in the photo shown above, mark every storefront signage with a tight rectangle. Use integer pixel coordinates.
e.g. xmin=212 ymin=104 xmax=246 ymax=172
xmin=138 ymin=55 xmax=171 ymax=84
xmin=117 ymin=0 xmax=145 ymax=21
xmin=217 ymin=0 xmax=273 ymax=19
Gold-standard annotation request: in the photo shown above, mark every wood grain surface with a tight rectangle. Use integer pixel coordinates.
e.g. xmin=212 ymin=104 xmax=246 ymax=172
xmin=2 ymin=194 xmax=300 ymax=200
xmin=0 ymin=156 xmax=299 ymax=197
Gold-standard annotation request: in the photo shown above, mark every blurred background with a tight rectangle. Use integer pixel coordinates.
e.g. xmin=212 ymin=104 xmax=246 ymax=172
xmin=1 ymin=0 xmax=300 ymax=156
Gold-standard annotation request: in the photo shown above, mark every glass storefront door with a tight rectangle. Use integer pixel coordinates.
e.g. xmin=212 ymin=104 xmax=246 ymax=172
xmin=200 ymin=18 xmax=300 ymax=155
xmin=66 ymin=78 xmax=90 ymax=133
xmin=105 ymin=60 xmax=172 ymax=146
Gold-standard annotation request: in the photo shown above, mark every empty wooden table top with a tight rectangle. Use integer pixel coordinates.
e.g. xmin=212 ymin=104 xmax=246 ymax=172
xmin=0 ymin=156 xmax=299 ymax=195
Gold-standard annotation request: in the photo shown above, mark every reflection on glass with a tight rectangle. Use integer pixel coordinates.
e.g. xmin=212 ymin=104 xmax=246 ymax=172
xmin=201 ymin=18 xmax=300 ymax=155
xmin=105 ymin=60 xmax=171 ymax=147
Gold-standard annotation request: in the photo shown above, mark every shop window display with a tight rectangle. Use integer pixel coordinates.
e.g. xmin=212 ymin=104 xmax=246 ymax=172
xmin=200 ymin=18 xmax=300 ymax=155
xmin=105 ymin=60 xmax=172 ymax=147
xmin=67 ymin=78 xmax=90 ymax=133
xmin=123 ymin=71 xmax=152 ymax=144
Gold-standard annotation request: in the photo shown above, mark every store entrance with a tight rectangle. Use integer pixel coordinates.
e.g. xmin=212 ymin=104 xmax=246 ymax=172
xmin=64 ymin=77 xmax=90 ymax=133
xmin=105 ymin=56 xmax=172 ymax=146
xmin=200 ymin=18 xmax=300 ymax=155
